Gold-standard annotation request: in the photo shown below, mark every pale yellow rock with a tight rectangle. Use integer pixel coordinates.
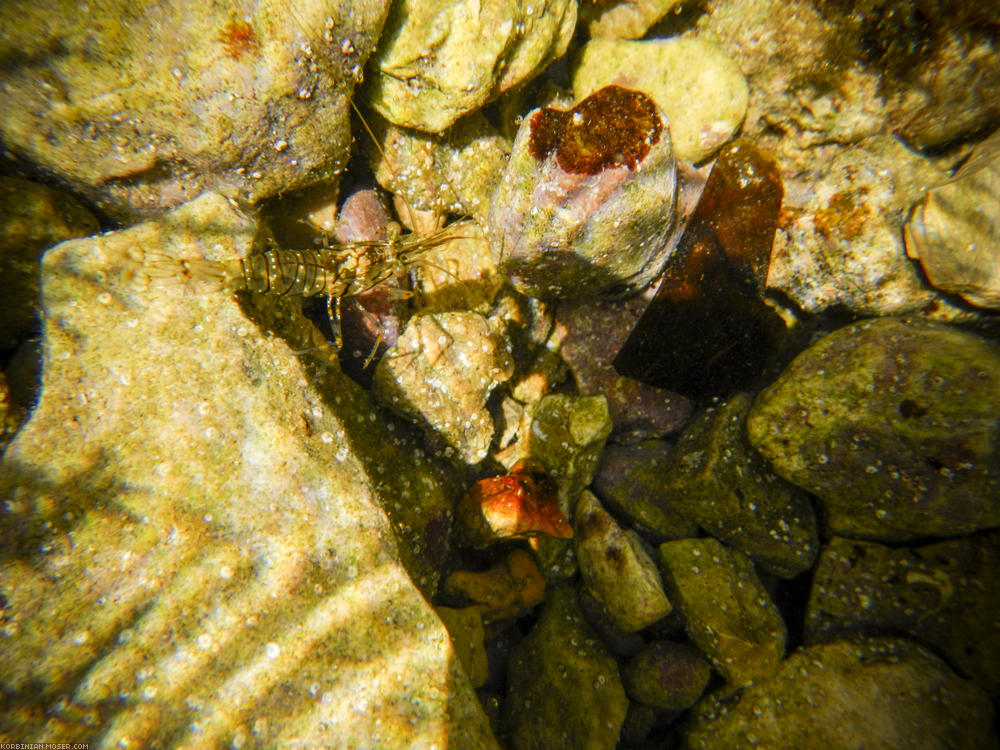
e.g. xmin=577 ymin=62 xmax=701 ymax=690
xmin=573 ymin=37 xmax=749 ymax=163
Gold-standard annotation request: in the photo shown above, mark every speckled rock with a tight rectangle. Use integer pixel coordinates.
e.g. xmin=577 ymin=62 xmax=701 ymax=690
xmin=575 ymin=491 xmax=672 ymax=632
xmin=490 ymin=86 xmax=678 ymax=299
xmin=663 ymin=394 xmax=818 ymax=578
xmin=592 ymin=441 xmax=698 ymax=542
xmin=905 ymin=128 xmax=1000 ymax=310
xmin=373 ymin=310 xmax=514 ymax=464
xmin=770 ymin=136 xmax=953 ymax=317
xmin=0 ymin=0 xmax=386 ymax=220
xmin=366 ymin=110 xmax=511 ymax=225
xmin=502 ymin=587 xmax=628 ymax=750
xmin=557 ymin=298 xmax=694 ymax=442
xmin=659 ymin=538 xmax=786 ymax=687
xmin=685 ymin=637 xmax=998 ymax=750
xmin=622 ymin=640 xmax=712 ymax=711
xmin=0 ymin=177 xmax=99 ymax=350
xmin=580 ymin=0 xmax=683 ymax=40
xmin=573 ymin=37 xmax=749 ymax=163
xmin=366 ymin=0 xmax=576 ymax=132
xmin=748 ymin=317 xmax=1000 ymax=542
xmin=436 ymin=605 xmax=489 ymax=688
xmin=0 ymin=193 xmax=497 ymax=748
xmin=806 ymin=532 xmax=1000 ymax=699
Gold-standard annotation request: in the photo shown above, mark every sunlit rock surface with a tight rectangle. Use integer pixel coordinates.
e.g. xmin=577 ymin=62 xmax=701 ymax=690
xmin=0 ymin=0 xmax=386 ymax=220
xmin=748 ymin=317 xmax=1000 ymax=542
xmin=0 ymin=193 xmax=497 ymax=748
xmin=686 ymin=637 xmax=997 ymax=750
xmin=367 ymin=0 xmax=576 ymax=132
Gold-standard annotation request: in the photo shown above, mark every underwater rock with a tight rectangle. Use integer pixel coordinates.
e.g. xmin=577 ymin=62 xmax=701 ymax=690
xmin=748 ymin=317 xmax=1000 ymax=542
xmin=454 ymin=459 xmax=572 ymax=549
xmin=366 ymin=109 xmax=511 ymax=225
xmin=366 ymin=0 xmax=576 ymax=132
xmin=502 ymin=587 xmax=628 ymax=750
xmin=574 ymin=491 xmax=672 ymax=632
xmin=771 ymin=136 xmax=960 ymax=317
xmin=373 ymin=310 xmax=514 ymax=464
xmin=0 ymin=192 xmax=496 ymax=747
xmin=622 ymin=640 xmax=712 ymax=711
xmin=580 ymin=0 xmax=684 ymax=41
xmin=0 ymin=0 xmax=386 ymax=220
xmin=0 ymin=177 xmax=99 ymax=351
xmin=490 ymin=85 xmax=678 ymax=299
xmin=806 ymin=532 xmax=1000 ymax=699
xmin=613 ymin=139 xmax=785 ymax=400
xmin=592 ymin=440 xmax=698 ymax=543
xmin=557 ymin=297 xmax=694 ymax=442
xmin=685 ymin=637 xmax=997 ymax=750
xmin=659 ymin=393 xmax=818 ymax=579
xmin=659 ymin=538 xmax=786 ymax=687
xmin=435 ymin=605 xmax=489 ymax=688
xmin=443 ymin=549 xmax=546 ymax=623
xmin=573 ymin=37 xmax=749 ymax=163
xmin=905 ymin=128 xmax=1000 ymax=310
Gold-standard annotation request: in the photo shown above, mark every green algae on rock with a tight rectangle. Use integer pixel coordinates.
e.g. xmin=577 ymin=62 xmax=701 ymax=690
xmin=748 ymin=317 xmax=1000 ymax=542
xmin=686 ymin=637 xmax=997 ymax=750
xmin=806 ymin=532 xmax=1000 ymax=700
xmin=659 ymin=538 xmax=786 ymax=687
xmin=490 ymin=86 xmax=678 ymax=299
xmin=366 ymin=0 xmax=576 ymax=132
xmin=502 ymin=587 xmax=628 ymax=750
xmin=658 ymin=393 xmax=818 ymax=579
xmin=0 ymin=192 xmax=497 ymax=748
xmin=622 ymin=639 xmax=711 ymax=711
xmin=573 ymin=37 xmax=748 ymax=163
xmin=575 ymin=491 xmax=672 ymax=632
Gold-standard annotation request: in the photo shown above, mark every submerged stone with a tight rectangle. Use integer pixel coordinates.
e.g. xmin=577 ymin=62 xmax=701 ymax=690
xmin=685 ymin=637 xmax=997 ymax=750
xmin=748 ymin=316 xmax=1000 ymax=541
xmin=575 ymin=491 xmax=672 ymax=632
xmin=659 ymin=538 xmax=786 ymax=687
xmin=622 ymin=640 xmax=712 ymax=711
xmin=613 ymin=139 xmax=785 ymax=400
xmin=502 ymin=587 xmax=628 ymax=750
xmin=490 ymin=85 xmax=678 ymax=299
xmin=806 ymin=532 xmax=1000 ymax=699
xmin=443 ymin=549 xmax=546 ymax=623
xmin=661 ymin=393 xmax=818 ymax=578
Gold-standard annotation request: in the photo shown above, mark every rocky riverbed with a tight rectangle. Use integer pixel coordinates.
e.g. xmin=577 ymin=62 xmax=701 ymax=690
xmin=1 ymin=0 xmax=999 ymax=748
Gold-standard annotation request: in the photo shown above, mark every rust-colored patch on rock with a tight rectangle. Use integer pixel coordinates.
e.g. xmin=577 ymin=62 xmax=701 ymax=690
xmin=529 ymin=85 xmax=663 ymax=174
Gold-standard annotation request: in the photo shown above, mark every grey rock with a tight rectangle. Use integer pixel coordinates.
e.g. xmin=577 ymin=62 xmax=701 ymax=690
xmin=0 ymin=192 xmax=496 ymax=748
xmin=806 ymin=532 xmax=1000 ymax=699
xmin=686 ymin=637 xmax=998 ymax=750
xmin=0 ymin=0 xmax=387 ymax=220
xmin=748 ymin=317 xmax=1000 ymax=541
xmin=502 ymin=587 xmax=628 ymax=750
xmin=659 ymin=538 xmax=786 ymax=687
